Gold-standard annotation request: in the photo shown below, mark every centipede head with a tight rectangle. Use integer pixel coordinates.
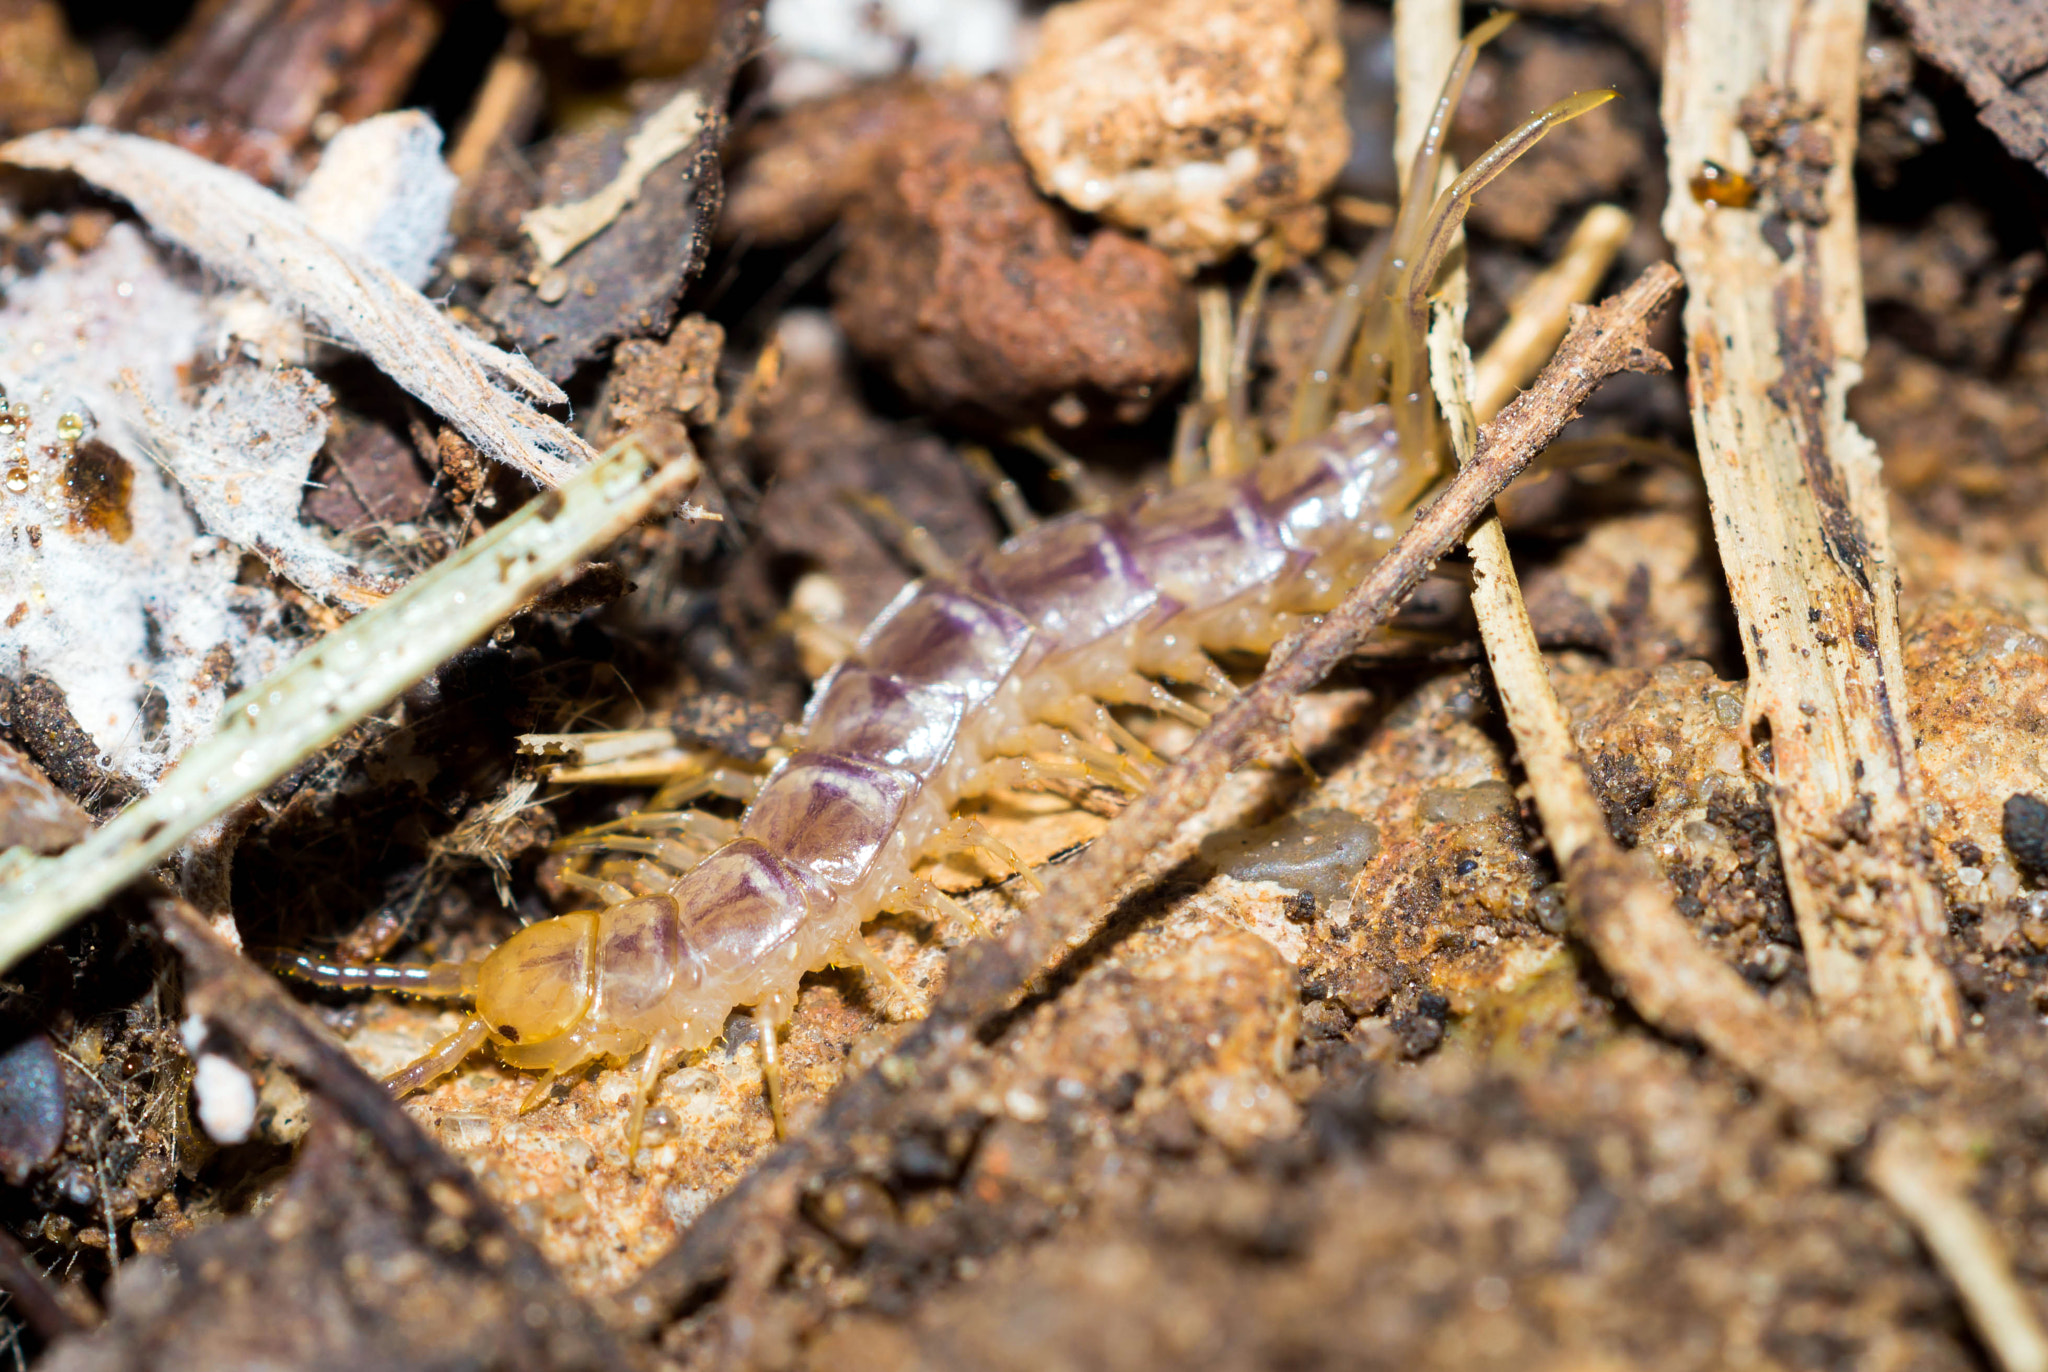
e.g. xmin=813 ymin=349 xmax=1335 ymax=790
xmin=473 ymin=911 xmax=598 ymax=1048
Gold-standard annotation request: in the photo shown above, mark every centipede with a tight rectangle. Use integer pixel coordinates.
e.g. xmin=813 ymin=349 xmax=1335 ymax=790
xmin=281 ymin=14 xmax=1611 ymax=1149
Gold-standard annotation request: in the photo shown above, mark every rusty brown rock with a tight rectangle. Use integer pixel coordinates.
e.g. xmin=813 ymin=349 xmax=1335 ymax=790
xmin=830 ymin=81 xmax=1196 ymax=429
xmin=723 ymin=79 xmax=953 ymax=246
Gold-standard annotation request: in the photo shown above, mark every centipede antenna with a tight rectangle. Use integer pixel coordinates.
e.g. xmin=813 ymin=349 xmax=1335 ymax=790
xmin=1013 ymin=428 xmax=1112 ymax=512
xmin=841 ymin=489 xmax=962 ymax=580
xmin=273 ymin=950 xmax=472 ymax=1000
xmin=383 ymin=1017 xmax=490 ymax=1097
xmin=964 ymin=446 xmax=1039 ymax=535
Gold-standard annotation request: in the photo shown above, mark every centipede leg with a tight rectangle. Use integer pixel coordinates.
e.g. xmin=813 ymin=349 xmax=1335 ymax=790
xmin=842 ymin=933 xmax=921 ymax=1015
xmin=1013 ymin=427 xmax=1112 ymax=512
xmin=842 ymin=490 xmax=962 ymax=580
xmin=1097 ymin=669 xmax=1215 ymax=728
xmin=383 ymin=1017 xmax=490 ymax=1098
xmin=557 ymin=871 xmax=638 ymax=905
xmin=518 ymin=1068 xmax=563 ymax=1114
xmin=971 ymin=754 xmax=1140 ymax=802
xmin=755 ymin=1005 xmax=788 ymax=1140
xmin=929 ymin=816 xmax=1043 ymax=895
xmin=999 ymin=726 xmax=1151 ymax=795
xmin=883 ymin=876 xmax=988 ymax=940
xmin=1040 ymin=695 xmax=1162 ymax=771
xmin=647 ymin=767 xmax=763 ymax=811
xmin=963 ymin=446 xmax=1038 ymax=535
xmin=626 ymin=1033 xmax=675 ymax=1157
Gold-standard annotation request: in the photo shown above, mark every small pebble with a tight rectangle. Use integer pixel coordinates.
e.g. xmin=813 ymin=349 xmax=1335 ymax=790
xmin=193 ymin=1053 xmax=258 ymax=1145
xmin=1008 ymin=0 xmax=1348 ymax=269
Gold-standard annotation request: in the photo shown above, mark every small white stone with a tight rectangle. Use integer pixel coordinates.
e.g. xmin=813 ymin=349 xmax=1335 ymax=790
xmin=193 ymin=1052 xmax=258 ymax=1145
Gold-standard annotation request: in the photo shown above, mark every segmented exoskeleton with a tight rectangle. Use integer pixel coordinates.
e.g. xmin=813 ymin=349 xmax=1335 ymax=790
xmin=283 ymin=15 xmax=1608 ymax=1147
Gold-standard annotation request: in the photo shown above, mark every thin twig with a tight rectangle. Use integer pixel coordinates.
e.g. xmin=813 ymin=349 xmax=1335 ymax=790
xmin=613 ymin=261 xmax=1684 ymax=1337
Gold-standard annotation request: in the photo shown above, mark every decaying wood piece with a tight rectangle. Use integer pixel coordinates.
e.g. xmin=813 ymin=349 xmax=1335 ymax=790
xmin=484 ymin=0 xmax=762 ymax=381
xmin=1662 ymin=0 xmax=1961 ymax=1049
xmin=90 ymin=0 xmax=444 ymax=186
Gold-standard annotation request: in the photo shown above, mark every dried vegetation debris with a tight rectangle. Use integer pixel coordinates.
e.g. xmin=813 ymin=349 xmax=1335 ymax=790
xmin=9 ymin=0 xmax=2048 ymax=1369
xmin=90 ymin=0 xmax=444 ymax=186
xmin=482 ymin=3 xmax=760 ymax=383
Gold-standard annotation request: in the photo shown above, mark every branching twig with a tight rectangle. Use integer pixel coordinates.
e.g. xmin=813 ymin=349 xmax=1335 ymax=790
xmin=613 ymin=261 xmax=1684 ymax=1337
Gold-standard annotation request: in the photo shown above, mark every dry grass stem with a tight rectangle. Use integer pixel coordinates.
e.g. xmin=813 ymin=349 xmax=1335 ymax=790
xmin=1471 ymin=202 xmax=1636 ymax=419
xmin=1661 ymin=0 xmax=1960 ymax=1048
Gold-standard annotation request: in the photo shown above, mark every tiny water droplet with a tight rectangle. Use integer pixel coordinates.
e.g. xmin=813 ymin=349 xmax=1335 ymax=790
xmin=55 ymin=413 xmax=84 ymax=443
xmin=5 ymin=467 xmax=28 ymax=493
